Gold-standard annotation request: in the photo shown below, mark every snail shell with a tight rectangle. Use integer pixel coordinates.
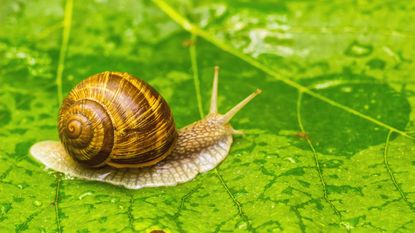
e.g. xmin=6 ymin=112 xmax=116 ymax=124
xmin=58 ymin=72 xmax=177 ymax=168
xmin=30 ymin=67 xmax=261 ymax=189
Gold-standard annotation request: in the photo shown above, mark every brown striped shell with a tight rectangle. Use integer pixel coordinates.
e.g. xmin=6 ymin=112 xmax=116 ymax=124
xmin=58 ymin=71 xmax=178 ymax=168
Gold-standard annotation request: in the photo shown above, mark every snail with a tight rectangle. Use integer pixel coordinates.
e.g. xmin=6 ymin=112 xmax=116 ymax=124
xmin=30 ymin=67 xmax=261 ymax=189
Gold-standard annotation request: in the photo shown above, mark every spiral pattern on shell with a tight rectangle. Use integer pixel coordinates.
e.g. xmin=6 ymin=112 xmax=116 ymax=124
xmin=58 ymin=72 xmax=178 ymax=168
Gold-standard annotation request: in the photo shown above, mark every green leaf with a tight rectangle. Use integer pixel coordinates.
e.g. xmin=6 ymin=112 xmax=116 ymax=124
xmin=1 ymin=0 xmax=415 ymax=232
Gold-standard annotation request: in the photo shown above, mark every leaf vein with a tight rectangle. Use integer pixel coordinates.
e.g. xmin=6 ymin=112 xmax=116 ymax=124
xmin=383 ymin=130 xmax=415 ymax=212
xmin=290 ymin=206 xmax=306 ymax=233
xmin=296 ymin=91 xmax=342 ymax=218
xmin=126 ymin=192 xmax=137 ymax=232
xmin=174 ymin=184 xmax=200 ymax=217
xmin=54 ymin=175 xmax=62 ymax=233
xmin=214 ymin=169 xmax=254 ymax=232
xmin=15 ymin=206 xmax=49 ymax=233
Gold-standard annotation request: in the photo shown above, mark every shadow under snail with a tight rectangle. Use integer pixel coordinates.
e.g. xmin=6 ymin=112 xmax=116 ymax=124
xmin=30 ymin=66 xmax=261 ymax=189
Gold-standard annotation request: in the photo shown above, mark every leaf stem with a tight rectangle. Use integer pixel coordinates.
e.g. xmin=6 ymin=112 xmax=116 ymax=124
xmin=189 ymin=33 xmax=204 ymax=118
xmin=56 ymin=0 xmax=73 ymax=104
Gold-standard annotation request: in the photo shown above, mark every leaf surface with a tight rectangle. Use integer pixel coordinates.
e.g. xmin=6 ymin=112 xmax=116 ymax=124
xmin=1 ymin=0 xmax=415 ymax=232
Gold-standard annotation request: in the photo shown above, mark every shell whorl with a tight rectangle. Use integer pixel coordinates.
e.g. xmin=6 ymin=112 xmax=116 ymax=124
xmin=58 ymin=72 xmax=178 ymax=168
xmin=58 ymin=99 xmax=114 ymax=167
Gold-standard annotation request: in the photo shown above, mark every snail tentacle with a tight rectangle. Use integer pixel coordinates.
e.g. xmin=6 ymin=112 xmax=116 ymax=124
xmin=220 ymin=88 xmax=262 ymax=124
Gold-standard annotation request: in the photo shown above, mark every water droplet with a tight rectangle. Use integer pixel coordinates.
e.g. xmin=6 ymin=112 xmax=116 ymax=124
xmin=79 ymin=191 xmax=93 ymax=200
xmin=327 ymin=147 xmax=336 ymax=153
xmin=16 ymin=52 xmax=27 ymax=59
xmin=67 ymin=75 xmax=74 ymax=81
xmin=28 ymin=57 xmax=36 ymax=65
xmin=238 ymin=222 xmax=247 ymax=229
xmin=344 ymin=41 xmax=373 ymax=57
xmin=62 ymin=174 xmax=75 ymax=180
xmin=33 ymin=200 xmax=42 ymax=207
xmin=17 ymin=183 xmax=29 ymax=189
xmin=287 ymin=157 xmax=296 ymax=163
xmin=340 ymin=221 xmax=354 ymax=230
xmin=364 ymin=104 xmax=369 ymax=110
xmin=341 ymin=86 xmax=352 ymax=93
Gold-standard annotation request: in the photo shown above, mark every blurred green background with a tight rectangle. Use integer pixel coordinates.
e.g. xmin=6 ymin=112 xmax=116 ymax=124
xmin=1 ymin=0 xmax=415 ymax=232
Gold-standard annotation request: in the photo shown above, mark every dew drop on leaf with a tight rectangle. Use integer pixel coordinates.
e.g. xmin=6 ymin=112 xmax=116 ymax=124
xmin=344 ymin=41 xmax=373 ymax=57
xmin=32 ymin=200 xmax=42 ymax=207
xmin=78 ymin=191 xmax=94 ymax=200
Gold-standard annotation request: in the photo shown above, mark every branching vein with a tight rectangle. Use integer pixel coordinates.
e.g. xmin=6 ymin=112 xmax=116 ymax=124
xmin=383 ymin=130 xmax=415 ymax=212
xmin=296 ymin=91 xmax=341 ymax=218
xmin=175 ymin=184 xmax=200 ymax=216
xmin=214 ymin=169 xmax=253 ymax=231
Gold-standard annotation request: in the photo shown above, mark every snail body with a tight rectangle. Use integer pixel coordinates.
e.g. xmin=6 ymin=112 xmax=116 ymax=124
xmin=30 ymin=67 xmax=261 ymax=189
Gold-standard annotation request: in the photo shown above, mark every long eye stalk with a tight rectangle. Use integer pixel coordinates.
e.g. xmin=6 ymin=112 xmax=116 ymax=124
xmin=209 ymin=66 xmax=220 ymax=114
xmin=208 ymin=66 xmax=262 ymax=123
xmin=221 ymin=89 xmax=262 ymax=123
